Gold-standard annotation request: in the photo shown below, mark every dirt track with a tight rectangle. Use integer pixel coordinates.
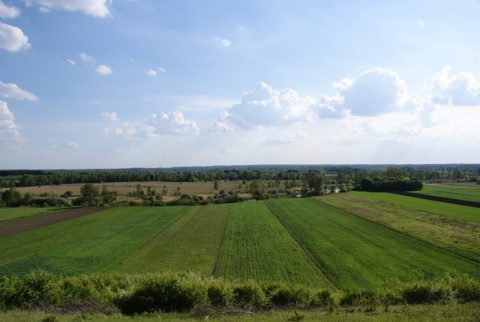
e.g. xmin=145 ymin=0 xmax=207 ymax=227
xmin=0 ymin=207 xmax=104 ymax=238
xmin=392 ymin=191 xmax=480 ymax=208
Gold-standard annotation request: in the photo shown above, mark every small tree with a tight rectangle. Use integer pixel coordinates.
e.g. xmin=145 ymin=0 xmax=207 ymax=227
xmin=79 ymin=183 xmax=100 ymax=206
xmin=249 ymin=180 xmax=267 ymax=200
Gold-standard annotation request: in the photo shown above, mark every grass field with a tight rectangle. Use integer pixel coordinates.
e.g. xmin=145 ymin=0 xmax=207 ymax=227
xmin=1 ymin=197 xmax=480 ymax=291
xmin=0 ymin=207 xmax=189 ymax=276
xmin=412 ymin=183 xmax=480 ymax=203
xmin=214 ymin=201 xmax=331 ymax=288
xmin=318 ymin=193 xmax=480 ymax=263
xmin=266 ymin=198 xmax=480 ymax=290
xmin=112 ymin=204 xmax=231 ymax=275
xmin=0 ymin=207 xmax=64 ymax=223
xmin=350 ymin=191 xmax=480 ymax=223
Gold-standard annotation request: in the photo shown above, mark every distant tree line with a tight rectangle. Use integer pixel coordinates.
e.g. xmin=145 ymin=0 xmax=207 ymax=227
xmin=0 ymin=165 xmax=479 ymax=189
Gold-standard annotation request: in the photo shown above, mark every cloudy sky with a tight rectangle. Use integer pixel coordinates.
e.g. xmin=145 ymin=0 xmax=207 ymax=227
xmin=1 ymin=0 xmax=480 ymax=169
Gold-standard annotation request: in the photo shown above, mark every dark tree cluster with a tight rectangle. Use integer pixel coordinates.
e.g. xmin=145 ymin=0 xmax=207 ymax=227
xmin=359 ymin=178 xmax=423 ymax=192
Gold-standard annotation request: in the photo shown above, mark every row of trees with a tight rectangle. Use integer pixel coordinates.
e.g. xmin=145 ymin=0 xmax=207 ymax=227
xmin=1 ymin=165 xmax=479 ymax=189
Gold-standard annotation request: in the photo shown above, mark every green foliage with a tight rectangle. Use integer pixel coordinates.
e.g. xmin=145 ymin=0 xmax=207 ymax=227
xmin=232 ymin=280 xmax=267 ymax=308
xmin=0 ymin=271 xmax=479 ymax=316
xmin=248 ymin=179 xmax=267 ymax=199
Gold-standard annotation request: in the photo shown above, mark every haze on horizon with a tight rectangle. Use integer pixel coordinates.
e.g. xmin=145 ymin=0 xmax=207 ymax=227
xmin=1 ymin=0 xmax=480 ymax=169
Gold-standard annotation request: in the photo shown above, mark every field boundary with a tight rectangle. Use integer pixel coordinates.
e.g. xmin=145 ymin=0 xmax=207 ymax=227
xmin=393 ymin=191 xmax=480 ymax=208
xmin=0 ymin=207 xmax=105 ymax=238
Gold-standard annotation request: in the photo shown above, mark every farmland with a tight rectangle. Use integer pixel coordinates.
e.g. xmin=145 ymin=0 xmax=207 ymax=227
xmin=412 ymin=183 xmax=480 ymax=203
xmin=0 ymin=186 xmax=480 ymax=318
xmin=1 ymin=195 xmax=479 ymax=288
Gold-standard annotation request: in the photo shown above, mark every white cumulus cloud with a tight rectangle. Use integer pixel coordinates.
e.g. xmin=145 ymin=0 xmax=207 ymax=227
xmin=147 ymin=111 xmax=200 ymax=136
xmin=0 ymin=22 xmax=30 ymax=52
xmin=25 ymin=0 xmax=112 ymax=17
xmin=0 ymin=1 xmax=21 ymax=18
xmin=226 ymin=82 xmax=315 ymax=129
xmin=0 ymin=81 xmax=38 ymax=101
xmin=432 ymin=66 xmax=480 ymax=106
xmin=0 ymin=100 xmax=22 ymax=139
xmin=332 ymin=68 xmax=410 ymax=116
xmin=96 ymin=64 xmax=112 ymax=75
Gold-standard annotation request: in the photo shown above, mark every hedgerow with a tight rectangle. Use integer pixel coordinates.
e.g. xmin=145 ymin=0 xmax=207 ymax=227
xmin=0 ymin=271 xmax=479 ymax=315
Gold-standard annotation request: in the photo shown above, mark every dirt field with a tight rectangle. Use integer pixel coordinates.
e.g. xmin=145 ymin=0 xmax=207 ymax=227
xmin=0 ymin=208 xmax=104 ymax=238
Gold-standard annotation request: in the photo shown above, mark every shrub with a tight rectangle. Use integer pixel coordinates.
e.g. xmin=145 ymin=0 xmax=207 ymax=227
xmin=2 ymin=270 xmax=61 ymax=308
xmin=117 ymin=274 xmax=208 ymax=314
xmin=207 ymin=280 xmax=234 ymax=307
xmin=311 ymin=289 xmax=335 ymax=308
xmin=232 ymin=281 xmax=267 ymax=308
xmin=452 ymin=275 xmax=480 ymax=303
xmin=262 ymin=282 xmax=312 ymax=308
xmin=339 ymin=290 xmax=378 ymax=312
xmin=400 ymin=281 xmax=452 ymax=304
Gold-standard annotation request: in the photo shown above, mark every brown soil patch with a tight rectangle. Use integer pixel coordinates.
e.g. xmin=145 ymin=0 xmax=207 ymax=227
xmin=0 ymin=207 xmax=104 ymax=239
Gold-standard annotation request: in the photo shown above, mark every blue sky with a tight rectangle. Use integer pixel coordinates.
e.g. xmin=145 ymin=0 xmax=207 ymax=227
xmin=1 ymin=0 xmax=480 ymax=169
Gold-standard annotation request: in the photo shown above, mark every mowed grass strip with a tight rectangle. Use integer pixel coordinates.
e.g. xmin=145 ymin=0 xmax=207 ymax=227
xmin=112 ymin=204 xmax=231 ymax=276
xmin=351 ymin=191 xmax=480 ymax=223
xmin=0 ymin=207 xmax=64 ymax=223
xmin=319 ymin=193 xmax=480 ymax=263
xmin=214 ymin=202 xmax=330 ymax=288
xmin=412 ymin=184 xmax=480 ymax=203
xmin=266 ymin=198 xmax=480 ymax=290
xmin=0 ymin=207 xmax=189 ymax=276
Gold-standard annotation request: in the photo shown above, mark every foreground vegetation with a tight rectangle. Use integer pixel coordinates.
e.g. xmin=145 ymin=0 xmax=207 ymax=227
xmin=0 ymin=270 xmax=479 ymax=318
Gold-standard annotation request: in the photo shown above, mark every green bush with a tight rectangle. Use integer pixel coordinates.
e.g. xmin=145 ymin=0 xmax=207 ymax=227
xmin=206 ymin=280 xmax=234 ymax=307
xmin=401 ymin=282 xmax=452 ymax=304
xmin=262 ymin=282 xmax=312 ymax=308
xmin=311 ymin=289 xmax=335 ymax=307
xmin=117 ymin=274 xmax=208 ymax=314
xmin=232 ymin=280 xmax=267 ymax=308
xmin=339 ymin=290 xmax=378 ymax=312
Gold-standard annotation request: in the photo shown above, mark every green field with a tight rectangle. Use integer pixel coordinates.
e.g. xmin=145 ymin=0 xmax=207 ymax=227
xmin=1 ymin=198 xmax=480 ymax=291
xmin=0 ymin=207 xmax=189 ymax=276
xmin=214 ymin=202 xmax=330 ymax=288
xmin=350 ymin=191 xmax=480 ymax=223
xmin=318 ymin=193 xmax=480 ymax=263
xmin=266 ymin=198 xmax=480 ymax=290
xmin=113 ymin=204 xmax=231 ymax=275
xmin=0 ymin=207 xmax=64 ymax=223
xmin=412 ymin=183 xmax=480 ymax=203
